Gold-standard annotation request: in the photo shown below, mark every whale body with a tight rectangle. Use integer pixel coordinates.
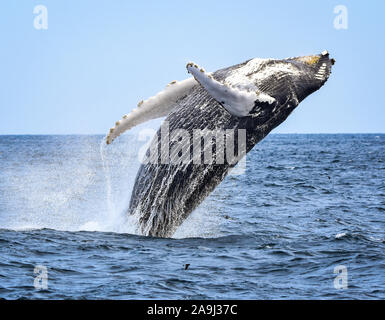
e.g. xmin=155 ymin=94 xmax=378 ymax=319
xmin=106 ymin=52 xmax=334 ymax=237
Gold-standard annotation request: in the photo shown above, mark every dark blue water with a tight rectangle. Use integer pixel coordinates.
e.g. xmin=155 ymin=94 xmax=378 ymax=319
xmin=0 ymin=134 xmax=384 ymax=299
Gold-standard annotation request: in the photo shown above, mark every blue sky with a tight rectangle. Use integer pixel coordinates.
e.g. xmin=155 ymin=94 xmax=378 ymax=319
xmin=0 ymin=0 xmax=384 ymax=134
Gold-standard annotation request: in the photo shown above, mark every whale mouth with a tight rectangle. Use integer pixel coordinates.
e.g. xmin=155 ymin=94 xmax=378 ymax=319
xmin=313 ymin=51 xmax=334 ymax=83
xmin=286 ymin=50 xmax=335 ymax=103
xmin=305 ymin=51 xmax=334 ymax=81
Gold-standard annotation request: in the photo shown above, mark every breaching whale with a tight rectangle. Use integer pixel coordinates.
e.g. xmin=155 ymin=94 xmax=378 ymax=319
xmin=106 ymin=52 xmax=334 ymax=237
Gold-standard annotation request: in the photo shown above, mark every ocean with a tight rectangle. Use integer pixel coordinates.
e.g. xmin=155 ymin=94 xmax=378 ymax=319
xmin=0 ymin=134 xmax=384 ymax=299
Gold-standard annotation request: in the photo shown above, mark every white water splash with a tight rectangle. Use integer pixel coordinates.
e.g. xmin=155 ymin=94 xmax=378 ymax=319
xmin=99 ymin=139 xmax=116 ymax=224
xmin=335 ymin=232 xmax=347 ymax=239
xmin=1 ymin=134 xmax=223 ymax=238
xmin=78 ymin=137 xmax=141 ymax=234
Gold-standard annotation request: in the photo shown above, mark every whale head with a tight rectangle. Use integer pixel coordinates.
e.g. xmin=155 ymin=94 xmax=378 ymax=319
xmin=284 ymin=50 xmax=335 ymax=102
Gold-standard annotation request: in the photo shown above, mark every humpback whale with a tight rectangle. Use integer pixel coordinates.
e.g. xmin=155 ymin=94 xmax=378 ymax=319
xmin=106 ymin=52 xmax=334 ymax=237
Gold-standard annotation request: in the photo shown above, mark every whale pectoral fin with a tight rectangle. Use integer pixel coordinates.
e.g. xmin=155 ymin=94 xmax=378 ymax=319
xmin=106 ymin=78 xmax=197 ymax=144
xmin=186 ymin=62 xmax=276 ymax=117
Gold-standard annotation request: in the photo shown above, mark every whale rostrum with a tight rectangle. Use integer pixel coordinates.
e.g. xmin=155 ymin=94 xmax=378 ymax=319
xmin=106 ymin=52 xmax=334 ymax=237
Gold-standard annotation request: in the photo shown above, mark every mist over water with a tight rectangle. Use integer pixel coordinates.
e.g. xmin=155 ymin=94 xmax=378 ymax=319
xmin=0 ymin=134 xmax=385 ymax=299
xmin=0 ymin=135 xmax=131 ymax=233
xmin=0 ymin=134 xmax=223 ymax=236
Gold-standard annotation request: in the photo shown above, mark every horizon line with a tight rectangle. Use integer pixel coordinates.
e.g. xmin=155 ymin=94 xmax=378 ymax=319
xmin=0 ymin=132 xmax=384 ymax=136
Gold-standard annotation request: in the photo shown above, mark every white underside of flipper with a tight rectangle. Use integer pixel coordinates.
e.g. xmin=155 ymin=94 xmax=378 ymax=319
xmin=186 ymin=62 xmax=276 ymax=117
xmin=106 ymin=60 xmax=277 ymax=144
xmin=106 ymin=78 xmax=197 ymax=144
